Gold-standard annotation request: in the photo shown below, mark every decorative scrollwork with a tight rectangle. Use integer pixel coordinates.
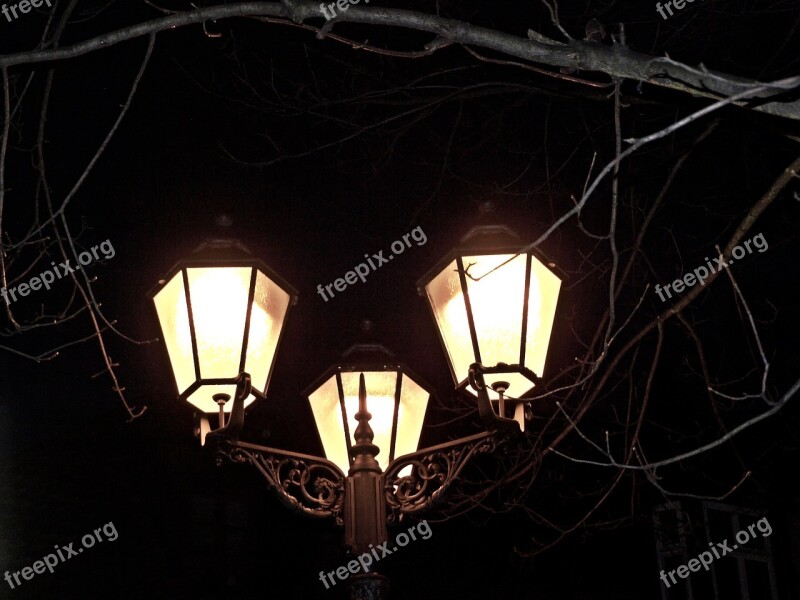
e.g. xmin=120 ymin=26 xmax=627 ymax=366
xmin=384 ymin=432 xmax=500 ymax=521
xmin=216 ymin=440 xmax=346 ymax=524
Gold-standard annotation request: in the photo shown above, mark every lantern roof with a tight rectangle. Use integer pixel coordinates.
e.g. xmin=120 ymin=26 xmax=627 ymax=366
xmin=150 ymin=236 xmax=298 ymax=305
xmin=417 ymin=204 xmax=564 ymax=293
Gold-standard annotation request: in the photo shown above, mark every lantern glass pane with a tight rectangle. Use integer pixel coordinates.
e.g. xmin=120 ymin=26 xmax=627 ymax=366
xmin=463 ymin=254 xmax=526 ymax=366
xmin=153 ymin=272 xmax=195 ymax=395
xmin=526 ymin=258 xmax=561 ymax=378
xmin=187 ymin=267 xmax=251 ymax=380
xmin=425 ymin=260 xmax=474 ymax=384
xmin=245 ymin=271 xmax=291 ymax=394
xmin=395 ymin=376 xmax=429 ymax=461
xmin=340 ymin=371 xmax=397 ymax=472
xmin=184 ymin=384 xmax=257 ymax=414
xmin=309 ymin=376 xmax=350 ymax=473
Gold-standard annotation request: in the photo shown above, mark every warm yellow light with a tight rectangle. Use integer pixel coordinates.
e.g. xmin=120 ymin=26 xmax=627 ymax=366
xmin=308 ymin=370 xmax=429 ymax=474
xmin=527 ymin=258 xmax=561 ymax=380
xmin=395 ymin=376 xmax=428 ymax=463
xmin=188 ymin=267 xmax=263 ymax=379
xmin=341 ymin=372 xmax=396 ymax=471
xmin=425 ymin=252 xmax=561 ymax=400
xmin=425 ymin=259 xmax=473 ymax=388
xmin=244 ymin=271 xmax=290 ymax=399
xmin=309 ymin=376 xmax=350 ymax=472
xmin=153 ymin=274 xmax=195 ymax=395
xmin=153 ymin=266 xmax=291 ymax=414
xmin=457 ymin=254 xmax=527 ymax=367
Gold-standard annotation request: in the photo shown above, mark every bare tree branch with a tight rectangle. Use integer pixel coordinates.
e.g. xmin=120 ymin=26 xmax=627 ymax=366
xmin=0 ymin=2 xmax=798 ymax=120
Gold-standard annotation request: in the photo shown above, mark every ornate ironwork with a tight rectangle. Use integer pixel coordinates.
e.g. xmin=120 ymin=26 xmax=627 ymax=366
xmin=215 ymin=439 xmax=346 ymax=524
xmin=384 ymin=431 xmax=500 ymax=520
xmin=205 ymin=372 xmax=345 ymax=521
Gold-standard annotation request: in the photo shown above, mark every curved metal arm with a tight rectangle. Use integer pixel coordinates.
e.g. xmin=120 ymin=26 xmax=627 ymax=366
xmin=384 ymin=431 xmax=500 ymax=521
xmin=212 ymin=438 xmax=347 ymax=524
xmin=205 ymin=373 xmax=345 ymax=522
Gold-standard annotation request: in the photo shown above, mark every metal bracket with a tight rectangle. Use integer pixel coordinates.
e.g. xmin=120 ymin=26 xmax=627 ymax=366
xmin=383 ymin=431 xmax=500 ymax=521
xmin=206 ymin=371 xmax=346 ymax=522
xmin=469 ymin=362 xmax=538 ymax=433
xmin=203 ymin=371 xmax=251 ymax=443
xmin=211 ymin=437 xmax=347 ymax=524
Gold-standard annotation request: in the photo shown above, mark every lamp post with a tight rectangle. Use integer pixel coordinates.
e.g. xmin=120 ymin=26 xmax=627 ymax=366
xmin=151 ymin=213 xmax=562 ymax=599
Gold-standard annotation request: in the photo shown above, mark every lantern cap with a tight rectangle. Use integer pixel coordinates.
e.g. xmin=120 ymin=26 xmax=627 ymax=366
xmin=186 ymin=214 xmax=256 ymax=263
xmin=148 ymin=235 xmax=298 ymax=304
xmin=302 ymin=321 xmax=434 ymax=397
xmin=339 ymin=319 xmax=397 ymax=365
xmin=417 ymin=205 xmax=565 ymax=294
xmin=458 ymin=201 xmax=522 ymax=248
xmin=190 ymin=237 xmax=255 ymax=262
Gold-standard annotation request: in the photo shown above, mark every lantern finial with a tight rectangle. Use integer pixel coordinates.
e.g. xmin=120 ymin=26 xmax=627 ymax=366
xmin=351 ymin=373 xmax=381 ymax=471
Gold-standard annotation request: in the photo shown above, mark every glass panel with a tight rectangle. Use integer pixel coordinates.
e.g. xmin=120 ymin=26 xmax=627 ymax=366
xmin=425 ymin=260 xmax=474 ymax=385
xmin=463 ymin=254 xmax=525 ymax=368
xmin=525 ymin=258 xmax=561 ymax=379
xmin=340 ymin=371 xmax=398 ymax=472
xmin=395 ymin=376 xmax=429 ymax=461
xmin=185 ymin=384 xmax=256 ymax=414
xmin=308 ymin=376 xmax=350 ymax=473
xmin=153 ymin=272 xmax=195 ymax=395
xmin=245 ymin=271 xmax=291 ymax=394
xmin=187 ymin=267 xmax=251 ymax=380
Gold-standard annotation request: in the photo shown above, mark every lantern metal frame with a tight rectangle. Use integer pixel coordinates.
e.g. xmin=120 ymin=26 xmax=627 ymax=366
xmin=149 ymin=238 xmax=298 ymax=408
xmin=416 ymin=226 xmax=565 ymax=401
xmin=302 ymin=343 xmax=434 ymax=473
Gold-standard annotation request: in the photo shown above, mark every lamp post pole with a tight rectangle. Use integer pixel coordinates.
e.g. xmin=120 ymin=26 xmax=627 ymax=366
xmin=206 ymin=365 xmax=523 ymax=599
xmin=344 ymin=373 xmax=389 ymax=599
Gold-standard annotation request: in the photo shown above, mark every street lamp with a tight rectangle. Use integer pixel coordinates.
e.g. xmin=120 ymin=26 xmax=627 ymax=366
xmin=152 ymin=212 xmax=562 ymax=600
xmin=418 ymin=206 xmax=562 ymax=430
xmin=150 ymin=237 xmax=297 ymax=440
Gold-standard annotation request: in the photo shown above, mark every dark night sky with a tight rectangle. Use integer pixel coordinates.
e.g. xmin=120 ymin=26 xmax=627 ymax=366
xmin=1 ymin=1 xmax=799 ymax=599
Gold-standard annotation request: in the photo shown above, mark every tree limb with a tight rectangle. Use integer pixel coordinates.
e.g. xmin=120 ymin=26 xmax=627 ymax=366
xmin=1 ymin=2 xmax=799 ymax=120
